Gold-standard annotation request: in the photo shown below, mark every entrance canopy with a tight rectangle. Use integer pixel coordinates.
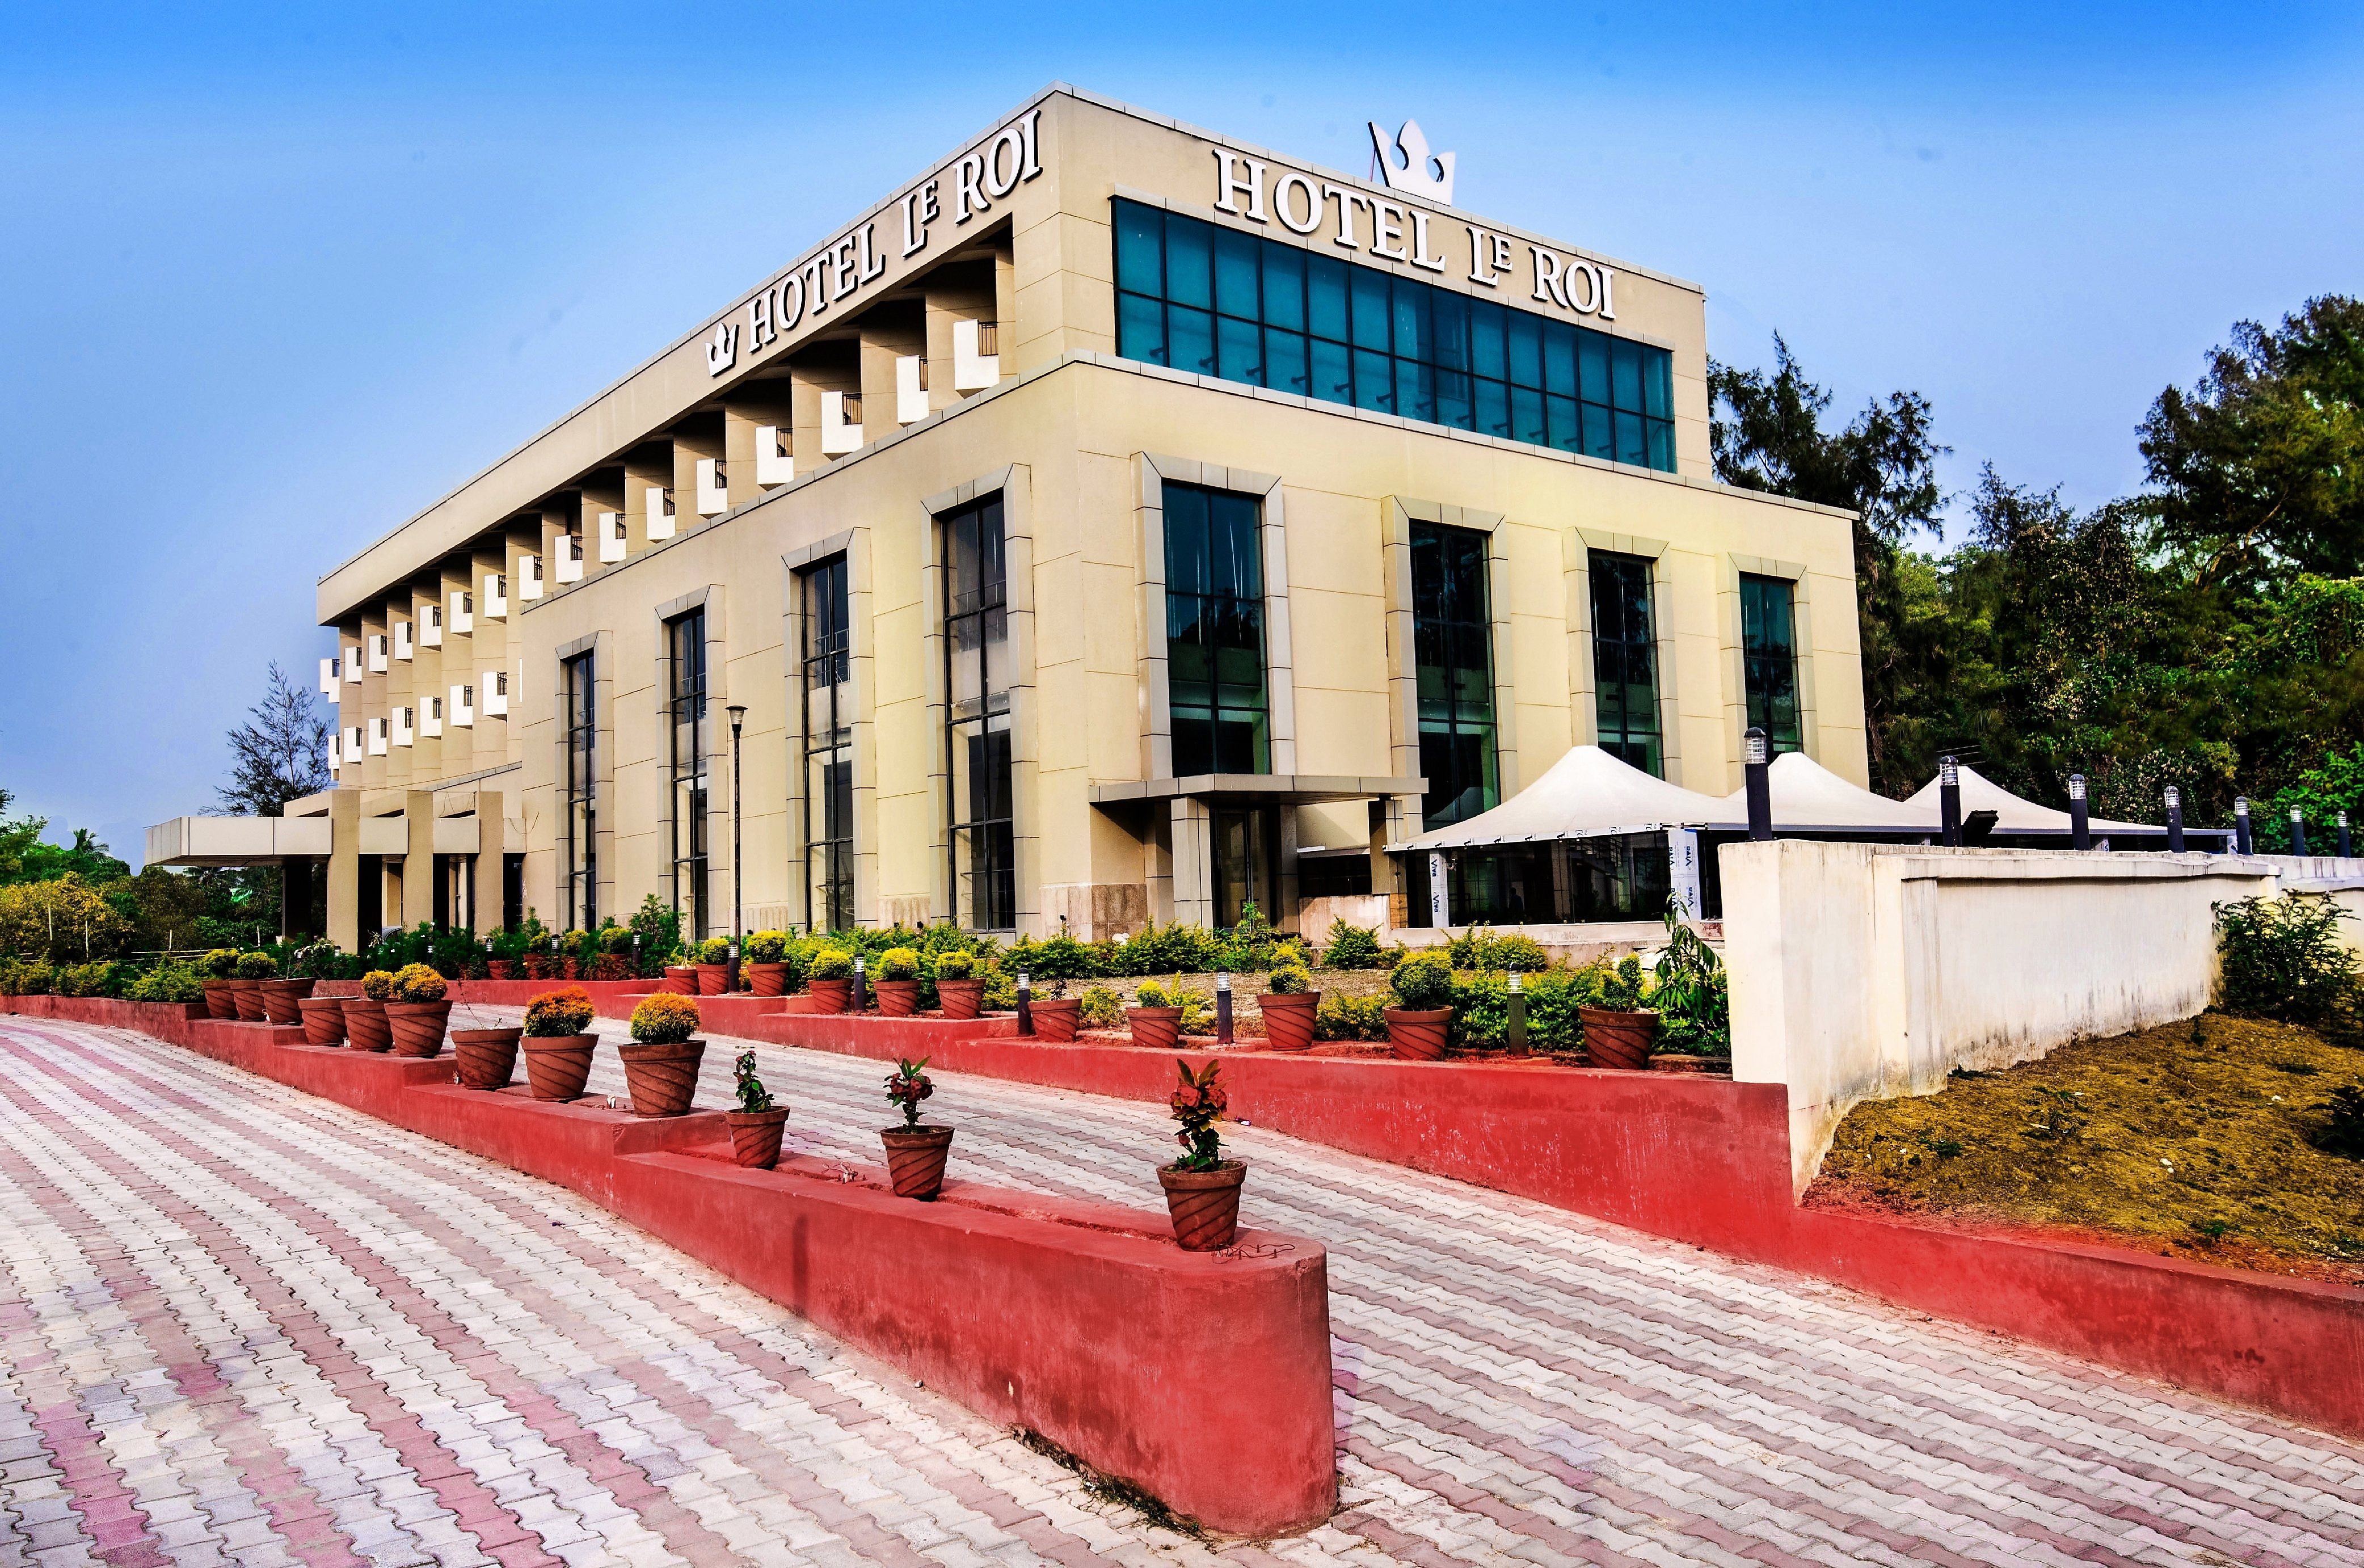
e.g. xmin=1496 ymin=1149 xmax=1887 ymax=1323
xmin=1399 ymin=745 xmax=1737 ymax=851
xmin=1716 ymin=752 xmax=1936 ymax=834
xmin=1901 ymin=762 xmax=2168 ymax=839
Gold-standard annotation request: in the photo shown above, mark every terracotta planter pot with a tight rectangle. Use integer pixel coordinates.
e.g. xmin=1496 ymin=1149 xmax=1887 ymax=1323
xmin=619 ymin=1039 xmax=705 ymax=1117
xmin=1258 ymin=991 xmax=1321 ymax=1052
xmin=934 ymin=978 xmax=985 ymax=1019
xmin=521 ymin=1034 xmax=597 ymax=1101
xmin=879 ymin=1125 xmax=954 ymax=1199
xmin=807 ymin=977 xmax=853 ymax=1014
xmin=694 ymin=964 xmax=730 ymax=996
xmin=230 ymin=979 xmax=267 ymax=1022
xmin=522 ymin=954 xmax=553 ymax=980
xmin=259 ymin=977 xmax=315 ymax=1025
xmin=661 ymin=966 xmax=696 ymax=994
xmin=452 ymin=1027 xmax=522 ymax=1090
xmin=727 ymin=1107 xmax=791 ymax=1169
xmin=745 ymin=963 xmax=789 ymax=997
xmin=1030 ymin=997 xmax=1081 ymax=1042
xmin=386 ymin=1000 xmax=453 ymax=1058
xmin=296 ymin=997 xmax=345 ymax=1046
xmin=486 ymin=959 xmax=515 ymax=980
xmin=1579 ymin=1006 xmax=1659 ymax=1072
xmin=1384 ymin=1006 xmax=1452 ymax=1061
xmin=201 ymin=979 xmax=239 ymax=1019
xmin=342 ymin=998 xmax=392 ymax=1052
xmin=1160 ymin=1161 xmax=1247 ymax=1251
xmin=1128 ymin=1006 xmax=1183 ymax=1051
xmin=1650 ymin=1052 xmax=1729 ymax=1076
xmin=873 ymin=979 xmax=921 ymax=1017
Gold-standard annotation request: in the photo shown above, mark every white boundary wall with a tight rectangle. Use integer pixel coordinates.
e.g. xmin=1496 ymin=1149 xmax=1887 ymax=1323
xmin=1721 ymin=841 xmax=2364 ymax=1194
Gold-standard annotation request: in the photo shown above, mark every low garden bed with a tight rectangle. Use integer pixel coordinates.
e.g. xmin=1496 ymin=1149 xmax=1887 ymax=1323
xmin=1807 ymin=1011 xmax=2364 ymax=1284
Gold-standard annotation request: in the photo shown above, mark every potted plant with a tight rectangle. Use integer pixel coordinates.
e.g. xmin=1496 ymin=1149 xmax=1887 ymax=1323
xmin=727 ymin=1049 xmax=790 ymax=1169
xmin=1578 ymin=955 xmax=1659 ymax=1072
xmin=1646 ymin=904 xmax=1728 ymax=1072
xmin=591 ymin=925 xmax=635 ymax=983
xmin=873 ymin=946 xmax=922 ymax=1016
xmin=1258 ymin=960 xmax=1320 ymax=1052
xmin=385 ymin=964 xmax=453 ymax=1057
xmin=1160 ymin=1058 xmax=1246 ymax=1251
xmin=879 ymin=1057 xmax=951 ymax=1199
xmin=1128 ymin=980 xmax=1185 ymax=1051
xmin=260 ymin=963 xmax=315 ymax=1025
xmin=932 ymin=949 xmax=985 ymax=1019
xmin=200 ymin=949 xmax=240 ymax=1018
xmin=230 ymin=950 xmax=276 ymax=1021
xmin=451 ymin=1004 xmax=524 ymax=1091
xmin=693 ymin=936 xmax=732 ymax=996
xmin=621 ymin=993 xmax=705 ymax=1116
xmin=297 ymin=993 xmax=346 ymax=1046
xmin=1384 ymin=951 xmax=1455 ymax=1061
xmin=1030 ymin=976 xmax=1081 ymax=1041
xmin=806 ymin=947 xmax=854 ymax=1013
xmin=744 ymin=930 xmax=793 ymax=997
xmin=344 ymin=970 xmax=395 ymax=1051
xmin=521 ymin=987 xmax=599 ymax=1100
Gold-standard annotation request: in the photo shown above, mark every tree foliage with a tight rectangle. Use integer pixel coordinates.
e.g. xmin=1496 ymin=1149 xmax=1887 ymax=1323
xmin=218 ymin=661 xmax=331 ymax=816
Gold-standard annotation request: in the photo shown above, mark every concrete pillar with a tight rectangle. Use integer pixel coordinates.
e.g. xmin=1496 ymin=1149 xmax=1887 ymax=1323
xmin=328 ymin=791 xmax=361 ymax=951
xmin=472 ymin=791 xmax=504 ymax=939
xmin=403 ymin=790 xmax=436 ymax=929
xmin=1171 ymin=797 xmax=1213 ymax=929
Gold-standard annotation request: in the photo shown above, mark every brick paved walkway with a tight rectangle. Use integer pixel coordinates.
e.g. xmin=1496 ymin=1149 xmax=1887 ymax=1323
xmin=3 ymin=1015 xmax=2362 ymax=1567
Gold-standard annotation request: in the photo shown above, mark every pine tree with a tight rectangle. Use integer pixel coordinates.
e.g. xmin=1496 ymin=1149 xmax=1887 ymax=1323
xmin=218 ymin=662 xmax=330 ymax=816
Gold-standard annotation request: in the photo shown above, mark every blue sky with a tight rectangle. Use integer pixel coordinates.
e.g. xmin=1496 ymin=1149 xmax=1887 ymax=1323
xmin=4 ymin=2 xmax=2359 ymax=865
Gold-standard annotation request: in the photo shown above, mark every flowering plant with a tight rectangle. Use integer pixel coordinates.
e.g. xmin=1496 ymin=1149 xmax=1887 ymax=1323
xmin=522 ymin=986 xmax=595 ymax=1036
xmin=360 ymin=969 xmax=395 ymax=1000
xmin=734 ymin=1049 xmax=774 ymax=1114
xmin=884 ymin=1057 xmax=934 ymax=1128
xmin=1168 ymin=1057 xmax=1229 ymax=1171
xmin=628 ymin=992 xmax=701 ymax=1044
xmin=390 ymin=963 xmax=447 ymax=1003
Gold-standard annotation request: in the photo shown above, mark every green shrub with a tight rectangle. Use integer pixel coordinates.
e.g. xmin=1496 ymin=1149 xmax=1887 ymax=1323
xmin=1215 ymin=902 xmax=1287 ymax=973
xmin=733 ymin=1049 xmax=773 ymax=1113
xmin=745 ymin=930 xmax=788 ymax=964
xmin=54 ymin=961 xmax=109 ymax=997
xmin=1116 ymin=920 xmax=1221 ymax=975
xmin=390 ymin=963 xmax=447 ymax=1004
xmin=629 ymin=992 xmax=700 ymax=1043
xmin=1265 ymin=960 xmax=1312 ymax=996
xmin=234 ymin=950 xmax=278 ymax=980
xmin=697 ymin=936 xmax=731 ymax=964
xmin=1315 ymin=993 xmax=1389 ymax=1041
xmin=1389 ymin=951 xmax=1455 ymax=1011
xmin=981 ymin=964 xmax=1018 ymax=1010
xmin=1652 ymin=899 xmax=1731 ymax=1056
xmin=1448 ymin=925 xmax=1551 ymax=972
xmin=1595 ymin=954 xmax=1649 ymax=1012
xmin=878 ymin=946 xmax=920 ymax=982
xmin=1135 ymin=979 xmax=1177 ymax=1009
xmin=202 ymin=949 xmax=238 ymax=978
xmin=129 ymin=962 xmax=204 ymax=1005
xmin=1079 ymin=984 xmax=1124 ymax=1028
xmin=599 ymin=924 xmax=633 ymax=956
xmin=2315 ymin=1084 xmax=2364 ymax=1159
xmin=2215 ymin=893 xmax=2361 ymax=1031
xmin=1320 ymin=920 xmax=1387 ymax=970
xmin=360 ymin=970 xmax=395 ymax=1000
xmin=807 ymin=947 xmax=853 ymax=981
xmin=932 ymin=949 xmax=974 ymax=980
xmin=1008 ymin=931 xmax=1098 ymax=980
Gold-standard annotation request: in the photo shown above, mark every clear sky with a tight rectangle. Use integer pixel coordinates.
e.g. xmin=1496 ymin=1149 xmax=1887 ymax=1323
xmin=3 ymin=2 xmax=2359 ymax=866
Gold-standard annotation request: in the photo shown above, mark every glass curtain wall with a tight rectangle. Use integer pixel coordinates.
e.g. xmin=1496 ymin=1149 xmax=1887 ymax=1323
xmin=1589 ymin=551 xmax=1664 ymax=775
xmin=800 ymin=559 xmax=854 ymax=933
xmin=561 ymin=651 xmax=596 ymax=929
xmin=1114 ymin=197 xmax=1677 ymax=472
xmin=665 ymin=609 xmax=709 ymax=941
xmin=1739 ymin=574 xmax=1803 ymax=753
xmin=1164 ymin=482 xmax=1269 ymax=775
xmin=943 ymin=496 xmax=1015 ymax=930
xmin=1410 ymin=522 xmax=1497 ymax=828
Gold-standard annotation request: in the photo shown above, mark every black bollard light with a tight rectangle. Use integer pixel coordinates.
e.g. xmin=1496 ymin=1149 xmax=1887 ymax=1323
xmin=1940 ymin=755 xmax=1963 ymax=847
xmin=1507 ymin=971 xmax=1528 ymax=1057
xmin=2291 ymin=806 xmax=2310 ymax=858
xmin=2068 ymin=773 xmax=2091 ymax=852
xmin=1743 ymin=726 xmax=1773 ymax=842
xmin=1216 ymin=971 xmax=1233 ymax=1044
xmin=1015 ymin=968 xmax=1033 ymax=1036
xmin=2234 ymin=797 xmax=2253 ymax=856
xmin=852 ymin=954 xmax=867 ymax=1013
xmin=2341 ymin=812 xmax=2353 ymax=859
xmin=2164 ymin=786 xmax=2185 ymax=853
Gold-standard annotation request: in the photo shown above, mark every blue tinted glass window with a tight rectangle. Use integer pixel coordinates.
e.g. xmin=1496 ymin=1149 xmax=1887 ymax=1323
xmin=1392 ymin=278 xmax=1430 ymax=365
xmin=1165 ymin=220 xmax=1211 ymax=310
xmin=1468 ymin=299 xmax=1506 ymax=381
xmin=1169 ymin=306 xmax=1214 ymax=377
xmin=1543 ymin=323 xmax=1578 ymax=396
xmin=1506 ymin=312 xmax=1542 ymax=389
xmin=1217 ymin=314 xmax=1261 ymax=385
xmin=1310 ymin=337 xmax=1352 ymax=404
xmin=1307 ymin=254 xmax=1349 ymax=341
xmin=1612 ymin=338 xmax=1644 ymax=411
xmin=1577 ymin=333 xmax=1608 ymax=404
xmin=1349 ymin=268 xmax=1390 ymax=351
xmin=1115 ymin=205 xmax=1163 ymax=295
xmin=1214 ymin=227 xmax=1259 ymax=319
xmin=1262 ymin=246 xmax=1305 ymax=332
xmin=1118 ymin=291 xmax=1165 ymax=366
xmin=1265 ymin=327 xmax=1309 ymax=396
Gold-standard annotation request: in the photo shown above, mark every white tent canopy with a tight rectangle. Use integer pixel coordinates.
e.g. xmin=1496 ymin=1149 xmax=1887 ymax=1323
xmin=1717 ymin=751 xmax=1937 ymax=834
xmin=1902 ymin=762 xmax=2161 ymax=836
xmin=1399 ymin=744 xmax=1737 ymax=851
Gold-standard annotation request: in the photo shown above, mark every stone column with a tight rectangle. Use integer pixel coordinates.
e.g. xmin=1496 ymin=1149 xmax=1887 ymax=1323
xmin=403 ymin=790 xmax=436 ymax=929
xmin=328 ymin=790 xmax=361 ymax=951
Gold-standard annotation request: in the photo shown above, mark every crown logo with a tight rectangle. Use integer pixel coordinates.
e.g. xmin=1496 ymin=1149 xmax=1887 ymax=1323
xmin=705 ymin=321 xmax=739 ymax=377
xmin=1368 ymin=118 xmax=1455 ymax=206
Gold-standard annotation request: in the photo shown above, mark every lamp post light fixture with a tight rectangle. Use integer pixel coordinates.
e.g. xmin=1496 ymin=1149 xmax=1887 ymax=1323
xmin=726 ymin=703 xmax=747 ymax=990
xmin=1939 ymin=755 xmax=1962 ymax=847
xmin=2234 ymin=796 xmax=2253 ymax=856
xmin=1215 ymin=971 xmax=1233 ymax=1044
xmin=1506 ymin=970 xmax=1528 ymax=1057
xmin=1015 ymin=968 xmax=1033 ymax=1036
xmin=2290 ymin=804 xmax=2310 ymax=858
xmin=2164 ymin=786 xmax=2185 ymax=853
xmin=2067 ymin=773 xmax=2090 ymax=852
xmin=1742 ymin=726 xmax=1772 ymax=843
xmin=2341 ymin=812 xmax=2353 ymax=860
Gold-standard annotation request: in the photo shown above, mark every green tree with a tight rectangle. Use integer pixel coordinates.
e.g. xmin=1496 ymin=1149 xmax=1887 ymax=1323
xmin=219 ymin=661 xmax=331 ymax=816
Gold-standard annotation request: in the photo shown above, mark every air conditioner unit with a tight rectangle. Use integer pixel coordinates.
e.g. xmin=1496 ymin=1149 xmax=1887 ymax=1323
xmin=695 ymin=458 xmax=728 ymax=516
xmin=953 ymin=317 xmax=1000 ymax=391
xmin=483 ymin=571 xmax=508 ymax=619
xmin=645 ymin=486 xmax=676 ymax=542
xmin=599 ymin=511 xmax=626 ymax=563
xmin=820 ymin=390 xmax=863 ymax=455
xmin=755 ymin=425 xmax=793 ymax=485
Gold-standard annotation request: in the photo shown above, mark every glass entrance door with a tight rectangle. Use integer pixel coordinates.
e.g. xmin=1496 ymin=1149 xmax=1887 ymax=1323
xmin=1209 ymin=807 xmax=1279 ymax=930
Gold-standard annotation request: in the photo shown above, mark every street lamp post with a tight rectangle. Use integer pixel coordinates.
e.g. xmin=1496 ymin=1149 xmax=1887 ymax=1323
xmin=726 ymin=703 xmax=747 ymax=992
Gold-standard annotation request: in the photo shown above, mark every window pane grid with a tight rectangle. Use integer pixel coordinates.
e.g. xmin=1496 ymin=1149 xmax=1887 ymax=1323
xmin=666 ymin=609 xmax=709 ymax=942
xmin=801 ymin=559 xmax=853 ymax=933
xmin=562 ymin=652 xmax=596 ymax=930
xmin=1164 ymin=483 xmax=1269 ymax=777
xmin=1412 ymin=523 xmax=1498 ymax=829
xmin=945 ymin=497 xmax=1016 ymax=930
xmin=1590 ymin=552 xmax=1664 ymax=777
xmin=1114 ymin=197 xmax=1676 ymax=473
xmin=1740 ymin=574 xmax=1804 ymax=755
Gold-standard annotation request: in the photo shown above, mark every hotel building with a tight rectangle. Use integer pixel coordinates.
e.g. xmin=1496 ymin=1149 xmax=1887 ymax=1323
xmin=146 ymin=84 xmax=1864 ymax=947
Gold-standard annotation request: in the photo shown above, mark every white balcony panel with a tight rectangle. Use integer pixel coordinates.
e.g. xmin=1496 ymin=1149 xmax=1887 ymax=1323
xmin=557 ymin=536 xmax=584 ymax=583
xmin=450 ymin=683 xmax=474 ymax=728
xmin=420 ymin=697 xmax=443 ymax=739
xmin=420 ymin=605 xmax=443 ymax=647
xmin=896 ymin=355 xmax=929 ymax=424
xmin=346 ymin=644 xmax=364 ymax=684
xmin=520 ymin=556 xmax=544 ymax=600
xmin=482 ymin=669 xmax=509 ymax=716
xmin=393 ymin=707 xmax=414 ymax=747
xmin=754 ymin=425 xmax=793 ymax=485
xmin=953 ymin=318 xmax=999 ymax=391
xmin=820 ymin=391 xmax=862 ymax=455
xmin=346 ymin=725 xmax=364 ymax=760
xmin=368 ymin=719 xmax=389 ymax=756
xmin=394 ymin=621 xmax=414 ymax=661
xmin=320 ymin=657 xmax=339 ymax=699
xmin=598 ymin=511 xmax=626 ymax=563
xmin=450 ymin=590 xmax=473 ymax=635
xmin=645 ymin=487 xmax=676 ymax=542
xmin=695 ymin=458 xmax=728 ymax=517
xmin=483 ymin=571 xmax=508 ymax=619
xmin=368 ymin=635 xmax=389 ymax=673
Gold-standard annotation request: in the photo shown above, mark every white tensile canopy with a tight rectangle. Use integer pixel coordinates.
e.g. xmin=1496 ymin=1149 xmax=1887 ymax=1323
xmin=1398 ymin=744 xmax=1738 ymax=851
xmin=1902 ymin=762 xmax=2161 ymax=837
xmin=1716 ymin=751 xmax=1937 ymax=834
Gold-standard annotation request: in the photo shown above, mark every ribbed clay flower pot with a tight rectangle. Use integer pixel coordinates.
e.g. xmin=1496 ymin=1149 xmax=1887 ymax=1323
xmin=661 ymin=966 xmax=696 ymax=994
xmin=452 ymin=1027 xmax=522 ymax=1090
xmin=1258 ymin=992 xmax=1320 ymax=1052
xmin=619 ymin=1039 xmax=705 ymax=1117
xmin=727 ymin=1107 xmax=791 ymax=1169
xmin=806 ymin=978 xmax=853 ymax=1014
xmin=872 ymin=979 xmax=921 ymax=1017
xmin=260 ymin=977 xmax=315 ymax=1025
xmin=230 ymin=980 xmax=267 ymax=1022
xmin=202 ymin=980 xmax=238 ymax=1020
xmin=386 ymin=1001 xmax=453 ymax=1058
xmin=1030 ymin=997 xmax=1080 ymax=1042
xmin=1384 ymin=1006 xmax=1451 ymax=1061
xmin=342 ymin=998 xmax=392 ymax=1052
xmin=693 ymin=964 xmax=728 ymax=996
xmin=1127 ymin=1006 xmax=1183 ymax=1051
xmin=485 ymin=959 xmax=514 ymax=980
xmin=297 ymin=997 xmax=345 ymax=1046
xmin=1578 ymin=1006 xmax=1659 ymax=1072
xmin=935 ymin=979 xmax=985 ymax=1020
xmin=879 ymin=1125 xmax=954 ymax=1199
xmin=521 ymin=1035 xmax=597 ymax=1101
xmin=745 ymin=963 xmax=788 ymax=997
xmin=1160 ymin=1161 xmax=1247 ymax=1251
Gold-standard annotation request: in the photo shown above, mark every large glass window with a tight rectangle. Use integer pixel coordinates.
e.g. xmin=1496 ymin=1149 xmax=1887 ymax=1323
xmin=1740 ymin=574 xmax=1803 ymax=755
xmin=943 ymin=496 xmax=1015 ymax=930
xmin=562 ymin=651 xmax=596 ymax=929
xmin=665 ymin=609 xmax=709 ymax=941
xmin=1411 ymin=522 xmax=1497 ymax=828
xmin=1163 ymin=482 xmax=1267 ymax=775
xmin=801 ymin=559 xmax=854 ymax=933
xmin=1590 ymin=552 xmax=1663 ymax=777
xmin=1115 ymin=197 xmax=1677 ymax=473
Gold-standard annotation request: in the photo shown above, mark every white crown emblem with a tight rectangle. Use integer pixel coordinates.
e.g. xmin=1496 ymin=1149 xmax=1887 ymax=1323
xmin=1368 ymin=118 xmax=1455 ymax=206
xmin=705 ymin=321 xmax=739 ymax=377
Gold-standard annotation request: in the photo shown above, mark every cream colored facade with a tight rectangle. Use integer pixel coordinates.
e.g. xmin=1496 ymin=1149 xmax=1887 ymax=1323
xmin=154 ymin=85 xmax=1863 ymax=946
